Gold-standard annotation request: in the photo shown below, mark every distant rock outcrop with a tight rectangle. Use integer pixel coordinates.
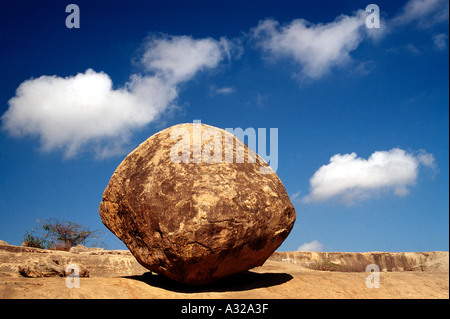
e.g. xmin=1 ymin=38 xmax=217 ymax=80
xmin=99 ymin=123 xmax=296 ymax=285
xmin=0 ymin=244 xmax=148 ymax=278
xmin=270 ymin=251 xmax=450 ymax=272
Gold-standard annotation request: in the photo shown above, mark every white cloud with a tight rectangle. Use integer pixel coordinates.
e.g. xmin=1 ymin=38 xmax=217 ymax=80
xmin=1 ymin=35 xmax=231 ymax=158
xmin=141 ymin=35 xmax=232 ymax=84
xmin=252 ymin=11 xmax=367 ymax=79
xmin=2 ymin=69 xmax=154 ymax=158
xmin=303 ymin=148 xmax=436 ymax=204
xmin=251 ymin=1 xmax=448 ymax=80
xmin=210 ymin=86 xmax=235 ymax=95
xmin=391 ymin=0 xmax=449 ymax=28
xmin=291 ymin=191 xmax=302 ymax=202
xmin=432 ymin=33 xmax=448 ymax=50
xmin=297 ymin=240 xmax=324 ymax=252
xmin=417 ymin=151 xmax=437 ymax=167
xmin=404 ymin=43 xmax=422 ymax=55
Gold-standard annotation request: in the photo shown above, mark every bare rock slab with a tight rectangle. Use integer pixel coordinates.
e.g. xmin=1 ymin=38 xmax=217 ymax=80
xmin=99 ymin=123 xmax=296 ymax=285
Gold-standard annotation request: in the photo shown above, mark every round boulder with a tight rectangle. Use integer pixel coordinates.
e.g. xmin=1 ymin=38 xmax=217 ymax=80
xmin=99 ymin=123 xmax=296 ymax=285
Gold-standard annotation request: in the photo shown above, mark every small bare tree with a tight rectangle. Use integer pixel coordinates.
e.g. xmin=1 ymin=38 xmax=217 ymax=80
xmin=23 ymin=219 xmax=103 ymax=250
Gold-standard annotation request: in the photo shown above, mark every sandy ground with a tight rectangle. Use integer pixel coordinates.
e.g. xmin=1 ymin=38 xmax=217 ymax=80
xmin=1 ymin=259 xmax=448 ymax=299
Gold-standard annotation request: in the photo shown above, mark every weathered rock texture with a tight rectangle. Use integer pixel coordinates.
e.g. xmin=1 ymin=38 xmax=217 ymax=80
xmin=99 ymin=123 xmax=296 ymax=285
xmin=18 ymin=259 xmax=66 ymax=278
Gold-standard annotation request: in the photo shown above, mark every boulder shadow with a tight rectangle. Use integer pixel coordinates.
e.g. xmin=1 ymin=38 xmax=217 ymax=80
xmin=124 ymin=271 xmax=293 ymax=293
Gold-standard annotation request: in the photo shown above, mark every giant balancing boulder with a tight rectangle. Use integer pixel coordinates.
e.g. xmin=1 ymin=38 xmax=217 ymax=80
xmin=99 ymin=122 xmax=296 ymax=285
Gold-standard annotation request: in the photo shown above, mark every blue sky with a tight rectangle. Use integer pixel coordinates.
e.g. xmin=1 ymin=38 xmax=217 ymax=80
xmin=0 ymin=0 xmax=448 ymax=252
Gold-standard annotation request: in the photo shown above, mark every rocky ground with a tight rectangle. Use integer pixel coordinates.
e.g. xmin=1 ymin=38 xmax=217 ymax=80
xmin=0 ymin=242 xmax=448 ymax=299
